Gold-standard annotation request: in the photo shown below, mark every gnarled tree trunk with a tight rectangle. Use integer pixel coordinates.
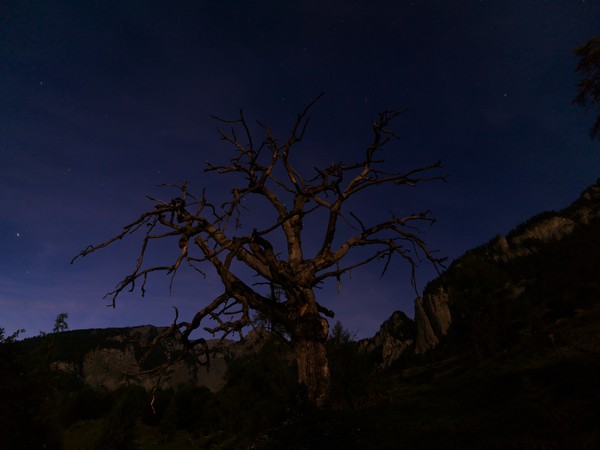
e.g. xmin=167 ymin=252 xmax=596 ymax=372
xmin=291 ymin=312 xmax=331 ymax=408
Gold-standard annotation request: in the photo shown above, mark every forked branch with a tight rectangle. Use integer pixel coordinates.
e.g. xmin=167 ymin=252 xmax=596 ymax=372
xmin=72 ymin=96 xmax=445 ymax=392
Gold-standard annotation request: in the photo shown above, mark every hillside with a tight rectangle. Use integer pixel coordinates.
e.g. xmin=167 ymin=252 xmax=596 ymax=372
xmin=255 ymin=180 xmax=600 ymax=449
xmin=16 ymin=325 xmax=232 ymax=392
xmin=1 ymin=180 xmax=599 ymax=449
xmin=415 ymin=178 xmax=600 ymax=356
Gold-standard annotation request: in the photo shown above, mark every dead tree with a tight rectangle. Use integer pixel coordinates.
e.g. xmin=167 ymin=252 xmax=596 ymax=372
xmin=73 ymin=95 xmax=445 ymax=408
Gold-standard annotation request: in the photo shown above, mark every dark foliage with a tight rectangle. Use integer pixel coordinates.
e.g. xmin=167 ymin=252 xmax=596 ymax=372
xmin=213 ymin=339 xmax=297 ymax=439
xmin=0 ymin=336 xmax=63 ymax=450
xmin=53 ymin=312 xmax=69 ymax=333
xmin=60 ymin=385 xmax=112 ymax=426
xmin=326 ymin=321 xmax=374 ymax=408
xmin=18 ymin=327 xmax=127 ymax=366
xmin=574 ymin=37 xmax=600 ymax=140
xmin=173 ymin=385 xmax=215 ymax=432
xmin=94 ymin=385 xmax=148 ymax=450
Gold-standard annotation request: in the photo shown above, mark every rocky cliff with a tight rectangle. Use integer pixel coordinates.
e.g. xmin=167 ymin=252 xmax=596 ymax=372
xmin=358 ymin=311 xmax=414 ymax=367
xmin=41 ymin=325 xmax=272 ymax=392
xmin=414 ymin=287 xmax=452 ymax=354
xmin=79 ymin=326 xmax=229 ymax=391
xmin=413 ymin=179 xmax=600 ymax=354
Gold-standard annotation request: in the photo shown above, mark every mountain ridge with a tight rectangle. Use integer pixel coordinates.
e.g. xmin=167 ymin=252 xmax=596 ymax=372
xmin=359 ymin=178 xmax=600 ymax=365
xmin=414 ymin=177 xmax=600 ymax=355
xmin=18 ymin=324 xmax=276 ymax=393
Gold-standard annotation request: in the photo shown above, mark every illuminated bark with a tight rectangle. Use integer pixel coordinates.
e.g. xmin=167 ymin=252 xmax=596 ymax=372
xmin=73 ymin=95 xmax=445 ymax=407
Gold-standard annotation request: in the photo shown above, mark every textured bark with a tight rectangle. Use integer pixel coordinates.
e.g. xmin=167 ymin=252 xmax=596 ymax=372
xmin=294 ymin=338 xmax=331 ymax=408
xmin=291 ymin=310 xmax=330 ymax=408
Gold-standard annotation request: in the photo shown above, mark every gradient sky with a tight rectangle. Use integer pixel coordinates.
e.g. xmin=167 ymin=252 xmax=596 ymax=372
xmin=1 ymin=0 xmax=598 ymax=339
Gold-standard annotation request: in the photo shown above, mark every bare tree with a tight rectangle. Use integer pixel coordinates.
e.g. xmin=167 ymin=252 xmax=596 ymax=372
xmin=73 ymin=95 xmax=445 ymax=407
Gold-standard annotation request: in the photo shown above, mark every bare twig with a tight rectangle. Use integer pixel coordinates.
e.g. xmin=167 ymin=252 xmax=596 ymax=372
xmin=72 ymin=97 xmax=445 ymax=406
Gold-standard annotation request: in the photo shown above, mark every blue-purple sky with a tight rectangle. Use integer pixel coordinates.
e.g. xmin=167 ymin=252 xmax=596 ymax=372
xmin=1 ymin=0 xmax=598 ymax=339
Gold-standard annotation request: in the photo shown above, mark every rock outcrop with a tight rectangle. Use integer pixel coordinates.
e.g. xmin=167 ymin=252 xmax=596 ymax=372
xmin=413 ymin=178 xmax=600 ymax=354
xmin=414 ymin=287 xmax=452 ymax=354
xmin=49 ymin=325 xmax=274 ymax=393
xmin=359 ymin=311 xmax=415 ymax=367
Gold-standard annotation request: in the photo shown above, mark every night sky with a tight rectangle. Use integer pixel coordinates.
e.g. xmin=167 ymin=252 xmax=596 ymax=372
xmin=1 ymin=0 xmax=598 ymax=339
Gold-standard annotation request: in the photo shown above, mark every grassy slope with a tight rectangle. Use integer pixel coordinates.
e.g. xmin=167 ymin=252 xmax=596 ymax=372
xmin=253 ymin=308 xmax=600 ymax=450
xmin=260 ymin=369 xmax=598 ymax=447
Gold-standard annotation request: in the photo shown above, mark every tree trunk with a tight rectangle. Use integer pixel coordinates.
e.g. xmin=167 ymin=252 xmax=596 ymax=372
xmin=292 ymin=313 xmax=331 ymax=408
